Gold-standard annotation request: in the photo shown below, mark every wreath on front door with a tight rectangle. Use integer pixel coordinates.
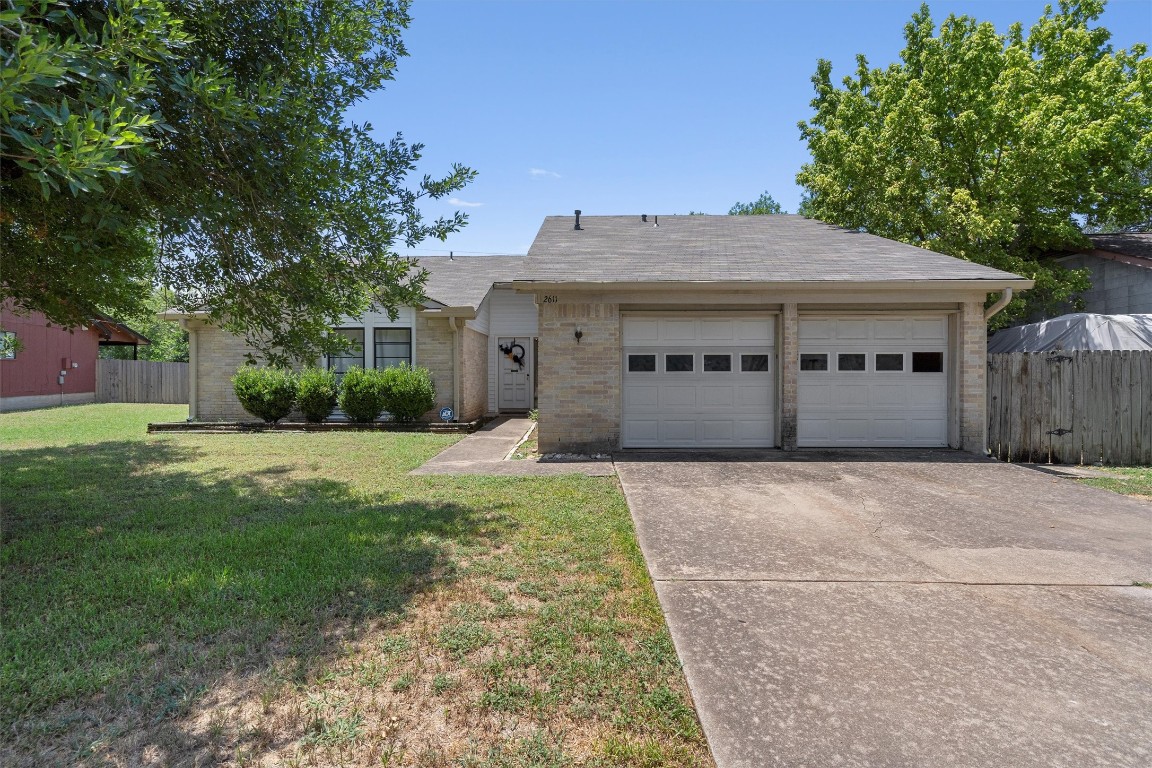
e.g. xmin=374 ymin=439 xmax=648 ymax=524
xmin=499 ymin=340 xmax=526 ymax=371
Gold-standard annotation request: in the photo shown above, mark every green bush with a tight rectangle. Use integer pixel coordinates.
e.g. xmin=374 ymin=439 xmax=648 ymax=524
xmin=338 ymin=367 xmax=388 ymax=423
xmin=231 ymin=366 xmax=298 ymax=424
xmin=296 ymin=367 xmax=338 ymax=423
xmin=380 ymin=363 xmax=437 ymax=423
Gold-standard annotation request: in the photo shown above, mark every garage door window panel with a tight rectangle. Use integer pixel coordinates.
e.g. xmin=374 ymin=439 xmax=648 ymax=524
xmin=665 ymin=354 xmax=694 ymax=372
xmin=876 ymin=353 xmax=904 ymax=372
xmin=703 ymin=354 xmax=732 ymax=372
xmin=837 ymin=353 xmax=867 ymax=372
xmin=800 ymin=353 xmax=828 ymax=371
xmin=740 ymin=353 xmax=770 ymax=372
xmin=912 ymin=351 xmax=944 ymax=373
xmin=628 ymin=354 xmax=656 ymax=373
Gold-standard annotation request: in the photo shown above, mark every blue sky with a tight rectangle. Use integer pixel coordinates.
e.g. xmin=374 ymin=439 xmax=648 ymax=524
xmin=347 ymin=0 xmax=1152 ymax=256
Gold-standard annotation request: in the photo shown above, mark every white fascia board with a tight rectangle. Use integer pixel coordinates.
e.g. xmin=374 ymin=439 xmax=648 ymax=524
xmin=511 ymin=278 xmax=1034 ymax=292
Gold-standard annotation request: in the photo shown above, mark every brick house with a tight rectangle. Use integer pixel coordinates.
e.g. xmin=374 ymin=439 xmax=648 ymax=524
xmin=178 ymin=214 xmax=1030 ymax=454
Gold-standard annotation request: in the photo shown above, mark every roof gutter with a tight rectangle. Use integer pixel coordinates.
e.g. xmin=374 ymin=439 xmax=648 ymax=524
xmin=983 ymin=287 xmax=1013 ymax=321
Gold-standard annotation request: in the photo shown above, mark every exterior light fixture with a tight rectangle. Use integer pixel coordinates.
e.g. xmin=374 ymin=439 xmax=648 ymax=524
xmin=574 ymin=326 xmax=583 ymax=343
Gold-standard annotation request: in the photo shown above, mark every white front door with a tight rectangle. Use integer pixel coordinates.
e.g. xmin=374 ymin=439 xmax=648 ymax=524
xmin=622 ymin=316 xmax=776 ymax=448
xmin=497 ymin=337 xmax=533 ymax=411
xmin=797 ymin=316 xmax=949 ymax=447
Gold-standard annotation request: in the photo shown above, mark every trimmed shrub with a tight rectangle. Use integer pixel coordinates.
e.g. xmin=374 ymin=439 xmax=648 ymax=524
xmin=338 ymin=366 xmax=388 ymax=423
xmin=296 ymin=367 xmax=338 ymax=423
xmin=232 ymin=366 xmax=298 ymax=424
xmin=380 ymin=363 xmax=437 ymax=423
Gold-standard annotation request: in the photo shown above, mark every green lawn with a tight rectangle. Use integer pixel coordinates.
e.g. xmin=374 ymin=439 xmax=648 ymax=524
xmin=1 ymin=404 xmax=710 ymax=767
xmin=1079 ymin=466 xmax=1152 ymax=499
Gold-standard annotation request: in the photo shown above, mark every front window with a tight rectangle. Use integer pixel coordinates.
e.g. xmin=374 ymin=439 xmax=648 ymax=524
xmin=327 ymin=328 xmax=365 ymax=377
xmin=374 ymin=327 xmax=412 ymax=369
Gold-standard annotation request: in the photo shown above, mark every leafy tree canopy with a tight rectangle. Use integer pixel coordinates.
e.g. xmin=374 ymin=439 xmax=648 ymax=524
xmin=796 ymin=0 xmax=1151 ymax=326
xmin=729 ymin=191 xmax=786 ymax=215
xmin=1 ymin=0 xmax=475 ymax=364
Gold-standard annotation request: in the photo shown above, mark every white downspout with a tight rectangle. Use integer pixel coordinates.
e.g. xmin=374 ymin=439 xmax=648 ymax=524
xmin=984 ymin=288 xmax=1013 ymax=321
xmin=186 ymin=321 xmax=198 ymax=422
xmin=451 ymin=317 xmax=461 ymax=421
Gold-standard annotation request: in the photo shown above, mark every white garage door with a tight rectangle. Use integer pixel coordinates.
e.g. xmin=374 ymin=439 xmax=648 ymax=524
xmin=622 ymin=316 xmax=775 ymax=448
xmin=798 ymin=316 xmax=948 ymax=447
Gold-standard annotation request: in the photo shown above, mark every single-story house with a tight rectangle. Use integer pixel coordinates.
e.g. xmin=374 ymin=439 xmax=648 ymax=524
xmin=1054 ymin=233 xmax=1152 ymax=315
xmin=0 ymin=303 xmax=150 ymax=411
xmin=178 ymin=213 xmax=1031 ymax=454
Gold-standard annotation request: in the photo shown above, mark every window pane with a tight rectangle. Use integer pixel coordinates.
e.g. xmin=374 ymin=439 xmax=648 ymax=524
xmin=628 ymin=354 xmax=656 ymax=372
xmin=838 ymin=353 xmax=866 ymax=372
xmin=912 ymin=351 xmax=944 ymax=373
xmin=665 ymin=354 xmax=694 ymax=372
xmin=741 ymin=354 xmax=770 ymax=372
xmin=703 ymin=354 xmax=731 ymax=372
xmin=800 ymin=353 xmax=828 ymax=371
xmin=374 ymin=327 xmax=411 ymax=369
xmin=876 ymin=353 xmax=904 ymax=372
xmin=327 ymin=328 xmax=365 ymax=375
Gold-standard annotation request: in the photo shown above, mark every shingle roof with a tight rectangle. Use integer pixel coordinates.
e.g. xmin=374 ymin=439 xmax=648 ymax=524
xmin=419 ymin=255 xmax=526 ymax=308
xmin=1088 ymin=233 xmax=1152 ymax=262
xmin=518 ymin=214 xmax=1026 ymax=283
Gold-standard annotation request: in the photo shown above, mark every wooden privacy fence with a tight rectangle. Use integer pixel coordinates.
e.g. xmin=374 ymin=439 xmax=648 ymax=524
xmin=97 ymin=359 xmax=189 ymax=404
xmin=987 ymin=351 xmax=1152 ymax=466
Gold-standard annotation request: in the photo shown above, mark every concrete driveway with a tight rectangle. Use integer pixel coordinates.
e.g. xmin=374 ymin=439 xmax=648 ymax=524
xmin=615 ymin=450 xmax=1152 ymax=768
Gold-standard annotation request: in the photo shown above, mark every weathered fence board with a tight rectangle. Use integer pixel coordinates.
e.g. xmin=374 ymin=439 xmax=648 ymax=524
xmin=97 ymin=360 xmax=188 ymax=404
xmin=988 ymin=351 xmax=1152 ymax=466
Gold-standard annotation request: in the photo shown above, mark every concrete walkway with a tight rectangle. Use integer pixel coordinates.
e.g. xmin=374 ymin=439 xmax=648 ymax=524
xmin=410 ymin=415 xmax=614 ymax=476
xmin=616 ymin=450 xmax=1152 ymax=768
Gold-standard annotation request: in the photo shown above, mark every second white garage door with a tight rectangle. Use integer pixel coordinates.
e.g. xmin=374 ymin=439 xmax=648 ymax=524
xmin=622 ymin=316 xmax=775 ymax=448
xmin=798 ymin=316 xmax=949 ymax=447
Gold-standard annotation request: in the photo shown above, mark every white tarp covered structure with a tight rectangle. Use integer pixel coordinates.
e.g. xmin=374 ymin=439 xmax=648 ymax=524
xmin=987 ymin=313 xmax=1152 ymax=353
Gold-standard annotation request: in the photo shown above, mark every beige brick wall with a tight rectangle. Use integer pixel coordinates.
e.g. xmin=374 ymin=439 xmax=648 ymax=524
xmin=957 ymin=301 xmax=987 ymax=453
xmin=460 ymin=327 xmax=488 ymax=422
xmin=779 ymin=303 xmax=799 ymax=450
xmin=414 ymin=315 xmax=454 ymax=419
xmin=192 ymin=323 xmax=266 ymax=421
xmin=537 ymin=299 xmax=620 ymax=453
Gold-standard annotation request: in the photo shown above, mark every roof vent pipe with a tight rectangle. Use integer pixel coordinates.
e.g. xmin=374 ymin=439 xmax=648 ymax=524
xmin=449 ymin=251 xmax=453 ymax=260
xmin=574 ymin=209 xmax=582 ymax=230
xmin=641 ymin=214 xmax=647 ymax=223
xmin=653 ymin=215 xmax=658 ymax=227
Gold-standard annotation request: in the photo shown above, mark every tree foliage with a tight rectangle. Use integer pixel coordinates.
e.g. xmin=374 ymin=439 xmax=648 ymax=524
xmin=97 ymin=288 xmax=189 ymax=362
xmin=796 ymin=0 xmax=1151 ymax=325
xmin=729 ymin=192 xmax=786 ymax=215
xmin=1 ymin=0 xmax=475 ymax=364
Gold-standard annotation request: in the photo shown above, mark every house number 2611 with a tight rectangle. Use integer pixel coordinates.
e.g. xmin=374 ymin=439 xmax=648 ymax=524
xmin=542 ymin=295 xmax=559 ymax=303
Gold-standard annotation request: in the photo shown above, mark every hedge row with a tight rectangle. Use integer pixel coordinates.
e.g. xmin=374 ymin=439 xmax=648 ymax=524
xmin=231 ymin=364 xmax=436 ymax=424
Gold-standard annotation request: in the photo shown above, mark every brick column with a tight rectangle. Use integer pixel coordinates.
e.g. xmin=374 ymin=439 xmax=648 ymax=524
xmin=958 ymin=301 xmax=987 ymax=454
xmin=537 ymin=299 xmax=620 ymax=453
xmin=780 ymin=303 xmax=799 ymax=450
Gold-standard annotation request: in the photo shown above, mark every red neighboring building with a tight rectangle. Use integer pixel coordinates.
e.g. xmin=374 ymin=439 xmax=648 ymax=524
xmin=1 ymin=303 xmax=148 ymax=411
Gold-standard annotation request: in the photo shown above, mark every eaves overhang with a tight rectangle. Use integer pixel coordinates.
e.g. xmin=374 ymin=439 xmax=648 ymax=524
xmin=511 ymin=278 xmax=1034 ymax=292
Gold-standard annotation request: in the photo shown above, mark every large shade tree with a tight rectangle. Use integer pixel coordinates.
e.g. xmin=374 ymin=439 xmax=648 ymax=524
xmin=1 ymin=0 xmax=475 ymax=364
xmin=796 ymin=0 xmax=1151 ymax=326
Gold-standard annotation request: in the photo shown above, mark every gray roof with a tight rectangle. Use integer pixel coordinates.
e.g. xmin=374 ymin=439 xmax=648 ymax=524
xmin=419 ymin=255 xmax=525 ymax=308
xmin=1088 ymin=233 xmax=1152 ymax=263
xmin=518 ymin=214 xmax=1025 ymax=283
